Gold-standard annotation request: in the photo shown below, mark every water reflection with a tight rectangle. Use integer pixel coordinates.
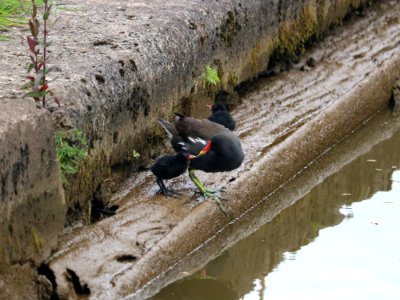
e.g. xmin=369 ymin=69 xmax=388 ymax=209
xmin=152 ymin=124 xmax=400 ymax=300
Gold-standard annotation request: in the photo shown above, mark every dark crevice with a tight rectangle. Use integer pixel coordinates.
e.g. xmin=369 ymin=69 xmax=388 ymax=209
xmin=115 ymin=254 xmax=138 ymax=263
xmin=37 ymin=263 xmax=59 ymax=300
xmin=66 ymin=202 xmax=82 ymax=227
xmin=91 ymin=198 xmax=119 ymax=223
xmin=65 ymin=268 xmax=90 ymax=295
xmin=90 ymin=186 xmax=119 ymax=223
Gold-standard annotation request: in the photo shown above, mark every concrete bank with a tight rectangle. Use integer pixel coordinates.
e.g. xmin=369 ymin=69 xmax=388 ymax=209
xmin=0 ymin=0 xmax=371 ymax=220
xmin=0 ymin=104 xmax=65 ymax=300
xmin=45 ymin=1 xmax=400 ymax=299
xmin=0 ymin=0 xmax=374 ymax=297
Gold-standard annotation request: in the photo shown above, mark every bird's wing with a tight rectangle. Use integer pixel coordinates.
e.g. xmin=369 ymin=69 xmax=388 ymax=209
xmin=175 ymin=116 xmax=228 ymax=139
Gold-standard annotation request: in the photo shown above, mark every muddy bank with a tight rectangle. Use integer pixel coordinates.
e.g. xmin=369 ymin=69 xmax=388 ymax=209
xmin=45 ymin=2 xmax=400 ymax=299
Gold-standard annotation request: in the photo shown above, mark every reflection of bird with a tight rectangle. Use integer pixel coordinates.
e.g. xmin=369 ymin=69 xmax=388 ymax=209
xmin=150 ymin=150 xmax=192 ymax=196
xmin=207 ymin=104 xmax=236 ymax=131
xmin=159 ymin=113 xmax=244 ymax=215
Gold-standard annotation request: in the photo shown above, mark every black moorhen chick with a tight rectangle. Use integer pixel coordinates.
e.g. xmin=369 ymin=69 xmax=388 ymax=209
xmin=207 ymin=104 xmax=236 ymax=131
xmin=159 ymin=113 xmax=244 ymax=215
xmin=150 ymin=150 xmax=192 ymax=197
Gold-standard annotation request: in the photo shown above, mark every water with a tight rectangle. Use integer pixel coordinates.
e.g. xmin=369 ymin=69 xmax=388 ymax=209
xmin=151 ymin=116 xmax=400 ymax=300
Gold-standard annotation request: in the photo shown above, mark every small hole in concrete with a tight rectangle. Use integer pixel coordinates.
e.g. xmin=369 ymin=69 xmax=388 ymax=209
xmin=129 ymin=59 xmax=138 ymax=71
xmin=95 ymin=74 xmax=105 ymax=84
xmin=116 ymin=254 xmax=137 ymax=263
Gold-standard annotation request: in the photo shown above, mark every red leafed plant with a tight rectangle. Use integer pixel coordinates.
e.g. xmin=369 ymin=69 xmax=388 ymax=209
xmin=22 ymin=0 xmax=60 ymax=108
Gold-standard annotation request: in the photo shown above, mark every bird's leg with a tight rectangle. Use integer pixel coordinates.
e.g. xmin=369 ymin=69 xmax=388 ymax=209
xmin=156 ymin=178 xmax=181 ymax=197
xmin=188 ymin=170 xmax=224 ymax=194
xmin=188 ymin=169 xmax=228 ymax=216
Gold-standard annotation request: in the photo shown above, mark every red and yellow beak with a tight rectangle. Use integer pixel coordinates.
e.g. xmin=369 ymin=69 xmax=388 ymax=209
xmin=188 ymin=141 xmax=212 ymax=160
xmin=206 ymin=104 xmax=213 ymax=110
xmin=198 ymin=140 xmax=212 ymax=156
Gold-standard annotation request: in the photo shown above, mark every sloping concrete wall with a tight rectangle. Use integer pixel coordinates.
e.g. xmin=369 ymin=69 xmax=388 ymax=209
xmin=0 ymin=0 xmax=373 ymax=298
xmin=0 ymin=102 xmax=65 ymax=299
xmin=45 ymin=0 xmax=369 ymax=214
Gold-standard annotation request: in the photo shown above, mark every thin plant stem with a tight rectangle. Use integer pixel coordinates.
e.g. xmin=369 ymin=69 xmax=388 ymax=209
xmin=42 ymin=0 xmax=47 ymax=107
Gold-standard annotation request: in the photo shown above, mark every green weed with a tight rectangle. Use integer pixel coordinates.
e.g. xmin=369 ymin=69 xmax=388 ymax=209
xmin=55 ymin=129 xmax=88 ymax=184
xmin=202 ymin=65 xmax=220 ymax=86
xmin=132 ymin=150 xmax=140 ymax=159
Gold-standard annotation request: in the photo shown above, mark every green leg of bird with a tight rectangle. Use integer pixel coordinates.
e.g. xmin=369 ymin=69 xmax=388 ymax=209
xmin=188 ymin=169 xmax=228 ymax=216
xmin=188 ymin=170 xmax=225 ymax=194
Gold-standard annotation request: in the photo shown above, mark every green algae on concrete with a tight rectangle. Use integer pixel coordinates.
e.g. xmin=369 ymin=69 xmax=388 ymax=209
xmin=273 ymin=5 xmax=318 ymax=62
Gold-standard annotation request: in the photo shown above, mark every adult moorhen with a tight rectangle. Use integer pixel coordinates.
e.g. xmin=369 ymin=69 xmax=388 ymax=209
xmin=150 ymin=150 xmax=193 ymax=197
xmin=159 ymin=113 xmax=244 ymax=215
xmin=207 ymin=104 xmax=236 ymax=131
xmin=159 ymin=113 xmax=227 ymax=155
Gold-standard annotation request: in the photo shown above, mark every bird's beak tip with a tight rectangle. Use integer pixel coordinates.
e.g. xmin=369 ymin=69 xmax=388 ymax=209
xmin=198 ymin=140 xmax=212 ymax=156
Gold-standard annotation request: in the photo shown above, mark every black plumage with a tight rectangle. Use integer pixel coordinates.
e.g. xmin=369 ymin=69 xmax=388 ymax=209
xmin=189 ymin=135 xmax=244 ymax=173
xmin=207 ymin=104 xmax=236 ymax=131
xmin=158 ymin=113 xmax=244 ymax=214
xmin=150 ymin=151 xmax=190 ymax=196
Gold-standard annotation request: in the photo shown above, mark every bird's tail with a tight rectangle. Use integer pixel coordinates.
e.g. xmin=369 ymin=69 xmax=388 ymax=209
xmin=158 ymin=118 xmax=178 ymax=139
xmin=174 ymin=112 xmax=185 ymax=119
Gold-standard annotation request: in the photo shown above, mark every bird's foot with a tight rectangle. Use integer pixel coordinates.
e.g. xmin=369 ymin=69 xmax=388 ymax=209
xmin=193 ymin=185 xmax=226 ymax=195
xmin=204 ymin=186 xmax=226 ymax=194
xmin=188 ymin=170 xmax=228 ymax=216
xmin=201 ymin=191 xmax=228 ymax=217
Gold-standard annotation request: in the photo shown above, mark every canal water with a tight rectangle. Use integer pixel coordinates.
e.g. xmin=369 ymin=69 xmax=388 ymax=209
xmin=151 ymin=110 xmax=400 ymax=300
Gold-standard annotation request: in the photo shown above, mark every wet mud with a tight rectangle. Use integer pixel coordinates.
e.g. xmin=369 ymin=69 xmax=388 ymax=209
xmin=47 ymin=2 xmax=400 ymax=299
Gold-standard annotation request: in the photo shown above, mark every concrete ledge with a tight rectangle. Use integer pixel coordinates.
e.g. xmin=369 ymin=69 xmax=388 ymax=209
xmin=45 ymin=1 xmax=400 ymax=298
xmin=133 ymin=109 xmax=400 ymax=299
xmin=0 ymin=0 xmax=391 ymax=298
xmin=0 ymin=102 xmax=65 ymax=265
xmin=115 ymin=53 xmax=400 ymax=299
xmin=0 ymin=102 xmax=65 ymax=299
xmin=0 ymin=0 xmax=371 ymax=215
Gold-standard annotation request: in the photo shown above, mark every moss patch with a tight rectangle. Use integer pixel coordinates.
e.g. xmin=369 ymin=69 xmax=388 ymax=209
xmin=219 ymin=10 xmax=241 ymax=47
xmin=55 ymin=129 xmax=88 ymax=185
xmin=273 ymin=4 xmax=318 ymax=63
